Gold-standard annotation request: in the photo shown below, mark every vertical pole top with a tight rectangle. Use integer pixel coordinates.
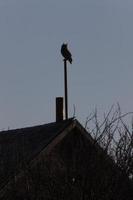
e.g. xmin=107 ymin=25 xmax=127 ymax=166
xmin=64 ymin=59 xmax=68 ymax=120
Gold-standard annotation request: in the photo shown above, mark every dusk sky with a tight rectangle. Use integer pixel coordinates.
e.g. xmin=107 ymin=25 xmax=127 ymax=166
xmin=0 ymin=0 xmax=133 ymax=129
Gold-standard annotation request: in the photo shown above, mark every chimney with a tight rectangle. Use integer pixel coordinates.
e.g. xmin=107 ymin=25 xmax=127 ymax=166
xmin=56 ymin=97 xmax=64 ymax=122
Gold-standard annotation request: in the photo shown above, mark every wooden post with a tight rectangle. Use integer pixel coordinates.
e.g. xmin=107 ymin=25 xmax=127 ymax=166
xmin=64 ymin=59 xmax=68 ymax=120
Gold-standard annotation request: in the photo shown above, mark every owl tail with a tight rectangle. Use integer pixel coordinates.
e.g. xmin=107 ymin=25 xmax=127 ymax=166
xmin=68 ymin=57 xmax=72 ymax=64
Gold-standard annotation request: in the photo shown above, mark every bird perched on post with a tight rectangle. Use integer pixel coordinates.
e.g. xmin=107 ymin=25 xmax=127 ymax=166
xmin=61 ymin=43 xmax=72 ymax=64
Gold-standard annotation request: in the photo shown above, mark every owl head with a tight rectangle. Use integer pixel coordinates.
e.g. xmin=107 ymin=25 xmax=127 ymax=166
xmin=62 ymin=43 xmax=68 ymax=48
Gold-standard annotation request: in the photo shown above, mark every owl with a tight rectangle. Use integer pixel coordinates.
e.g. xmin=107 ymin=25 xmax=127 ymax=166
xmin=61 ymin=43 xmax=72 ymax=64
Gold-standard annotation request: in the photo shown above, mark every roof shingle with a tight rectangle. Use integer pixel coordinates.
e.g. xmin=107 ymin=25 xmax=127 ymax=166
xmin=0 ymin=118 xmax=73 ymax=189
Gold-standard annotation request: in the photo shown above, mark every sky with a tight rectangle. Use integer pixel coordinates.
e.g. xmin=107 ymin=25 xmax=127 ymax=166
xmin=0 ymin=0 xmax=133 ymax=129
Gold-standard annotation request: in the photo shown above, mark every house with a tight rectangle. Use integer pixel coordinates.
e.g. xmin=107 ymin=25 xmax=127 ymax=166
xmin=0 ymin=118 xmax=132 ymax=200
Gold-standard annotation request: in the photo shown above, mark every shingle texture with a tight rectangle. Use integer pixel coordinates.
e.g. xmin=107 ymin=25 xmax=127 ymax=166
xmin=0 ymin=119 xmax=73 ymax=190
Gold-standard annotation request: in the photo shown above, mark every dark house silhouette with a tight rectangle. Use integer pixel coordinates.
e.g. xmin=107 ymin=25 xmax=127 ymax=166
xmin=0 ymin=118 xmax=132 ymax=200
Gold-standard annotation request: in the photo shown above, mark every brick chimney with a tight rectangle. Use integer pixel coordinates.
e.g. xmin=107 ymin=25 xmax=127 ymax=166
xmin=56 ymin=97 xmax=64 ymax=122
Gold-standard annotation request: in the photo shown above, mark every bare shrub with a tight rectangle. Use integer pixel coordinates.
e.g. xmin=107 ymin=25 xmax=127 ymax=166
xmin=85 ymin=104 xmax=133 ymax=179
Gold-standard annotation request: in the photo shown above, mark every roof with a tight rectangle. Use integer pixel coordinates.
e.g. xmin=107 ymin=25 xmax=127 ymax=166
xmin=0 ymin=118 xmax=132 ymax=199
xmin=0 ymin=118 xmax=74 ymax=190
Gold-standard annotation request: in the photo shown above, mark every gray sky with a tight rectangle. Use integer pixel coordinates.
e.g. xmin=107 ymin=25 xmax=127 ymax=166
xmin=0 ymin=0 xmax=133 ymax=129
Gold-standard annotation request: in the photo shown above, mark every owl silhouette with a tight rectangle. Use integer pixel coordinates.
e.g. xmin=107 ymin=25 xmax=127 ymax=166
xmin=61 ymin=43 xmax=72 ymax=64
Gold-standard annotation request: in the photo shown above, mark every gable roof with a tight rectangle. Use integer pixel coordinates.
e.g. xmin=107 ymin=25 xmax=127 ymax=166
xmin=0 ymin=118 xmax=74 ymax=190
xmin=0 ymin=118 xmax=132 ymax=199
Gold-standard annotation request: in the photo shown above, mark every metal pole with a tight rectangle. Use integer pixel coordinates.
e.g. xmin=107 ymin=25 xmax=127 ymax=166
xmin=64 ymin=59 xmax=68 ymax=120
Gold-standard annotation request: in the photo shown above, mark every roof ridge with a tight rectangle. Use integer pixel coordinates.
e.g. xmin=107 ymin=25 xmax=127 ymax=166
xmin=0 ymin=118 xmax=74 ymax=135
